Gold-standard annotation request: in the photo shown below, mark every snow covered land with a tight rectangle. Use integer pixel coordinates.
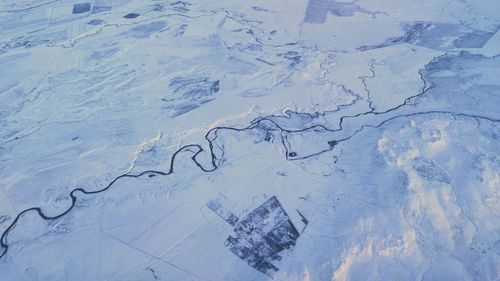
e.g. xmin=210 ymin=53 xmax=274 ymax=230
xmin=0 ymin=0 xmax=499 ymax=280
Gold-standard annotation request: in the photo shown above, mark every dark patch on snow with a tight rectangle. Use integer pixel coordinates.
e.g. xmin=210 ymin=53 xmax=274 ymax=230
xmin=225 ymin=196 xmax=300 ymax=275
xmin=87 ymin=19 xmax=104 ymax=25
xmin=72 ymin=3 xmax=91 ymax=14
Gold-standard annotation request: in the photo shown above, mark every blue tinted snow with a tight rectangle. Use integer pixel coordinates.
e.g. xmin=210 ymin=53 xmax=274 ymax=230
xmin=89 ymin=48 xmax=119 ymax=60
xmin=162 ymin=77 xmax=220 ymax=117
xmin=127 ymin=21 xmax=167 ymax=38
xmin=358 ymin=23 xmax=497 ymax=51
xmin=453 ymin=31 xmax=495 ymax=48
xmin=414 ymin=161 xmax=451 ymax=184
xmin=87 ymin=19 xmax=104 ymax=25
xmin=175 ymin=24 xmax=188 ymax=37
xmin=304 ymin=0 xmax=364 ymax=23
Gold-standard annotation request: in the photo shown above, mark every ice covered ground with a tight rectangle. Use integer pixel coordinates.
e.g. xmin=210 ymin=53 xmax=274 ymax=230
xmin=0 ymin=0 xmax=499 ymax=280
